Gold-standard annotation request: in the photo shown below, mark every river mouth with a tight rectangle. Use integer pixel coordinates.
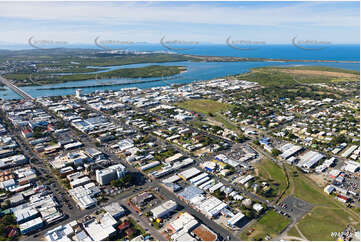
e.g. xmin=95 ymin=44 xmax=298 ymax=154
xmin=0 ymin=61 xmax=359 ymax=100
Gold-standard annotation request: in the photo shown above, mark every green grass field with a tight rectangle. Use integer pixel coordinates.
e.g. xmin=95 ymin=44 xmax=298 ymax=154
xmin=297 ymin=207 xmax=354 ymax=241
xmin=291 ymin=171 xmax=334 ymax=206
xmin=286 ymin=226 xmax=301 ymax=238
xmin=240 ymin=210 xmax=291 ymax=240
xmin=255 ymin=159 xmax=288 ymax=198
xmin=212 ymin=114 xmax=238 ymax=130
xmin=176 ymin=99 xmax=233 ymax=114
xmin=285 ymin=165 xmax=360 ymax=241
xmin=176 ymin=99 xmax=238 ymax=130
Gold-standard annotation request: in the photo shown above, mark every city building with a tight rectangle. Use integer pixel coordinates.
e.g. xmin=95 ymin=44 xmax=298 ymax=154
xmin=96 ymin=164 xmax=126 ymax=185
xmin=151 ymin=200 xmax=178 ymax=218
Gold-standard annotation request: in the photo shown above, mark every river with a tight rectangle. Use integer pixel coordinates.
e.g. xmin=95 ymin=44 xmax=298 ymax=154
xmin=0 ymin=60 xmax=359 ymax=100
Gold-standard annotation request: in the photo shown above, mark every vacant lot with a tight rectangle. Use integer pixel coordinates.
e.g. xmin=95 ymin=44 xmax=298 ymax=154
xmin=240 ymin=209 xmax=290 ymax=240
xmin=177 ymin=99 xmax=238 ymax=130
xmin=176 ymin=99 xmax=233 ymax=114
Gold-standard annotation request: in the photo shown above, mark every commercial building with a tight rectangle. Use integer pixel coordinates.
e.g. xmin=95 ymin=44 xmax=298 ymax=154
xmin=167 ymin=212 xmax=199 ymax=233
xmin=13 ymin=207 xmax=39 ymax=224
xmin=299 ymin=151 xmax=324 ymax=169
xmin=140 ymin=161 xmax=160 ymax=171
xmin=329 ymin=169 xmax=341 ymax=179
xmin=194 ymin=176 xmax=210 ymax=187
xmin=51 ymin=151 xmax=88 ymax=169
xmin=189 ymin=173 xmax=208 ymax=185
xmin=324 ymin=185 xmax=335 ymax=195
xmin=172 ymin=158 xmax=194 ymax=170
xmin=19 ymin=217 xmax=44 ymax=234
xmin=151 ymin=200 xmax=178 ymax=218
xmin=103 ymin=202 xmax=126 ymax=219
xmin=190 ymin=224 xmax=218 ymax=241
xmin=165 ymin=153 xmax=183 ymax=164
xmin=280 ymin=144 xmax=303 ymax=160
xmin=200 ymin=161 xmax=217 ymax=173
xmin=239 ymin=175 xmax=254 ymax=185
xmin=178 ymin=186 xmax=204 ymax=202
xmin=68 ymin=184 xmax=99 ymax=209
xmin=117 ymin=139 xmax=134 ymax=152
xmin=59 ymin=166 xmax=74 ymax=178
xmin=178 ymin=167 xmax=202 ymax=181
xmin=343 ymin=160 xmax=360 ymax=173
xmin=83 ymin=213 xmax=117 ymax=241
xmin=150 ymin=167 xmax=174 ymax=178
xmin=209 ymin=182 xmax=225 ymax=193
xmin=162 ymin=175 xmax=181 ymax=184
xmin=40 ymin=206 xmax=64 ymax=225
xmin=96 ymin=164 xmax=126 ymax=185
xmin=64 ymin=141 xmax=83 ymax=150
xmin=45 ymin=224 xmax=74 ymax=242
xmin=0 ymin=154 xmax=27 ymax=169
xmin=171 ymin=230 xmax=196 ymax=241
xmin=192 ymin=196 xmax=228 ymax=218
xmin=341 ymin=145 xmax=359 ymax=158
xmin=227 ymin=212 xmax=246 ymax=227
xmin=70 ymin=176 xmax=91 ymax=188
xmin=130 ymin=192 xmax=154 ymax=209
xmin=198 ymin=179 xmax=215 ymax=191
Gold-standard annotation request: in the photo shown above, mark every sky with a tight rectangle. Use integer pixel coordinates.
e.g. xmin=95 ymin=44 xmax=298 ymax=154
xmin=0 ymin=1 xmax=359 ymax=46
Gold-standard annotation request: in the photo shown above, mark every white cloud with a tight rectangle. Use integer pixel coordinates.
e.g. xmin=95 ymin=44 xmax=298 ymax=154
xmin=0 ymin=1 xmax=358 ymax=27
xmin=0 ymin=1 xmax=358 ymax=44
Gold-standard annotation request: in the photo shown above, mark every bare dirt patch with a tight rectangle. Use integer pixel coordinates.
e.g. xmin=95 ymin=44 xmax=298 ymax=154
xmin=308 ymin=173 xmax=328 ymax=187
xmin=206 ymin=117 xmax=223 ymax=127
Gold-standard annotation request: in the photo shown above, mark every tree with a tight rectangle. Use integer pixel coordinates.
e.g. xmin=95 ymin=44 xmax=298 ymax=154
xmin=213 ymin=190 xmax=226 ymax=200
xmin=110 ymin=179 xmax=125 ymax=188
xmin=330 ymin=134 xmax=347 ymax=146
xmin=288 ymin=133 xmax=297 ymax=140
xmin=244 ymin=209 xmax=256 ymax=218
xmin=111 ymin=173 xmax=136 ymax=188
xmin=271 ymin=149 xmax=282 ymax=157
xmin=0 ymin=214 xmax=17 ymax=239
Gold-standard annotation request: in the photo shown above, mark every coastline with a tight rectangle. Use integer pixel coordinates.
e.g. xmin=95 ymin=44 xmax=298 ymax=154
xmin=185 ymin=54 xmax=360 ymax=64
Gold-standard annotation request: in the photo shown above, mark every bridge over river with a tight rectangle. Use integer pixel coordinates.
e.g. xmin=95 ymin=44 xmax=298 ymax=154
xmin=0 ymin=76 xmax=34 ymax=100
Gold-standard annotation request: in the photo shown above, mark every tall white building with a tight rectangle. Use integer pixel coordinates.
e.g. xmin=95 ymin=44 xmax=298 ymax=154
xmin=75 ymin=89 xmax=83 ymax=99
xmin=96 ymin=164 xmax=126 ymax=185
